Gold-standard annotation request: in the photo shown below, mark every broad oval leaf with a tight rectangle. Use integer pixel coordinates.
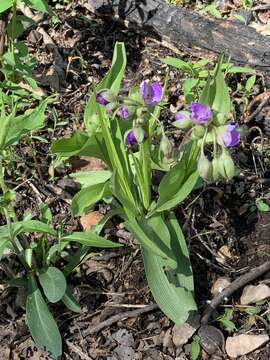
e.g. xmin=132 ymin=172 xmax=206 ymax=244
xmin=38 ymin=267 xmax=67 ymax=303
xmin=26 ymin=275 xmax=62 ymax=359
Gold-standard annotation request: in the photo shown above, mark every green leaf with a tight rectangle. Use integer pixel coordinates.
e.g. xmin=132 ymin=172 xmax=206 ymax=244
xmin=219 ymin=318 xmax=236 ymax=330
xmin=51 ymin=132 xmax=105 ymax=160
xmin=0 ymin=0 xmax=12 ymax=13
xmin=256 ymin=198 xmax=270 ymax=212
xmin=0 ymin=238 xmax=9 ymax=260
xmin=245 ymin=75 xmax=256 ymax=92
xmin=227 ymin=66 xmax=255 ymax=74
xmin=155 ymin=169 xmax=199 ymax=213
xmin=84 ymin=42 xmax=127 ymax=131
xmin=24 ymin=0 xmax=50 ymax=13
xmin=199 ymin=77 xmax=215 ymax=106
xmin=3 ymin=51 xmax=16 ymax=66
xmin=70 ymin=170 xmax=112 ymax=188
xmin=13 ymin=220 xmax=57 ymax=236
xmin=4 ymin=98 xmax=51 ymax=147
xmin=183 ymin=78 xmax=199 ymax=97
xmin=161 ymin=57 xmax=193 ymax=72
xmin=61 ymin=231 xmax=122 ymax=248
xmin=141 ymin=213 xmax=197 ymax=325
xmin=26 ymin=275 xmax=62 ymax=359
xmin=125 ymin=217 xmax=176 ymax=266
xmin=191 ymin=335 xmax=201 ymax=360
xmin=212 ymin=68 xmax=231 ymax=114
xmin=62 ymin=286 xmax=81 ymax=313
xmin=71 ymin=181 xmax=111 ymax=216
xmin=38 ymin=267 xmax=67 ymax=303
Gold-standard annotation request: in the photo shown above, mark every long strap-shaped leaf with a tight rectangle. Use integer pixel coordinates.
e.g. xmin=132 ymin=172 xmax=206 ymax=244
xmin=141 ymin=213 xmax=197 ymax=325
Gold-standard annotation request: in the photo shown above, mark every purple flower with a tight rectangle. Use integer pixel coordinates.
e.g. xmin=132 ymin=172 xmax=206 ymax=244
xmin=222 ymin=124 xmax=240 ymax=147
xmin=140 ymin=81 xmax=163 ymax=106
xmin=126 ymin=129 xmax=147 ymax=146
xmin=175 ymin=113 xmax=186 ymax=121
xmin=189 ymin=102 xmax=213 ymax=124
xmin=118 ymin=106 xmax=129 ymax=119
xmin=96 ymin=90 xmax=110 ymax=106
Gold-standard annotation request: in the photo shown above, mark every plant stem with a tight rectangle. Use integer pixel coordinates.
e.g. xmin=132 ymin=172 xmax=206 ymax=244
xmin=0 ymin=158 xmax=29 ymax=270
xmin=11 ymin=0 xmax=17 ymax=54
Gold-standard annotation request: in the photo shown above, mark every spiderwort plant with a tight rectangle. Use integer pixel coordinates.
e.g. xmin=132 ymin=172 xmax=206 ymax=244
xmin=52 ymin=43 xmax=242 ymax=328
xmin=0 ymin=93 xmax=122 ymax=359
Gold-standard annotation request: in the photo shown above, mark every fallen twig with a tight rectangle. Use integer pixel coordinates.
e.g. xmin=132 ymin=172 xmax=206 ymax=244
xmin=82 ymin=303 xmax=158 ymax=335
xmin=201 ymin=260 xmax=270 ymax=324
xmin=66 ymin=340 xmax=94 ymax=360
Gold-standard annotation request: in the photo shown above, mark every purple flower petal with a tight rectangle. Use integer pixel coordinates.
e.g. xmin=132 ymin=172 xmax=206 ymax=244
xmin=119 ymin=106 xmax=129 ymax=119
xmin=96 ymin=90 xmax=110 ymax=106
xmin=189 ymin=102 xmax=212 ymax=124
xmin=175 ymin=113 xmax=186 ymax=121
xmin=126 ymin=130 xmax=138 ymax=146
xmin=140 ymin=81 xmax=163 ymax=106
xmin=125 ymin=129 xmax=147 ymax=146
xmin=222 ymin=124 xmax=240 ymax=147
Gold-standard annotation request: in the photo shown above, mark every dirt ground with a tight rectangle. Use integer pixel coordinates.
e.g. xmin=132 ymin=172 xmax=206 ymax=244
xmin=1 ymin=1 xmax=270 ymax=359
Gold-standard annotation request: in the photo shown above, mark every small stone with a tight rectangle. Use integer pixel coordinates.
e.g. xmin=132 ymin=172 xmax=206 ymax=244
xmin=226 ymin=334 xmax=269 ymax=358
xmin=198 ymin=325 xmax=225 ymax=356
xmin=172 ymin=316 xmax=200 ymax=348
xmin=211 ymin=277 xmax=231 ymax=296
xmin=240 ymin=284 xmax=270 ymax=305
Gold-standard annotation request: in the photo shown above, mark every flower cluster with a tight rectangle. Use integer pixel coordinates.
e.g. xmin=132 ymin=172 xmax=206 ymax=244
xmin=173 ymin=102 xmax=241 ymax=181
xmin=96 ymin=80 xmax=163 ymax=147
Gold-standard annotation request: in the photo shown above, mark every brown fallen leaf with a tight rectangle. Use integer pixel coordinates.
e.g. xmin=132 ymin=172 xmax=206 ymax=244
xmin=211 ymin=277 xmax=231 ymax=296
xmin=172 ymin=315 xmax=200 ymax=348
xmin=226 ymin=334 xmax=269 ymax=358
xmin=80 ymin=211 xmax=104 ymax=231
xmin=70 ymin=156 xmax=106 ymax=172
xmin=240 ymin=284 xmax=270 ymax=305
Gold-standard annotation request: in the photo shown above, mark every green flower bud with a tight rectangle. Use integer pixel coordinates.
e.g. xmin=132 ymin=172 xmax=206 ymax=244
xmin=205 ymin=130 xmax=215 ymax=144
xmin=213 ymin=113 xmax=227 ymax=126
xmin=212 ymin=158 xmax=221 ymax=181
xmin=197 ymin=152 xmax=212 ymax=181
xmin=173 ymin=111 xmax=192 ymax=130
xmin=160 ymin=136 xmax=174 ymax=158
xmin=192 ymin=125 xmax=206 ymax=138
xmin=133 ymin=127 xmax=147 ymax=143
xmin=218 ymin=152 xmax=235 ymax=179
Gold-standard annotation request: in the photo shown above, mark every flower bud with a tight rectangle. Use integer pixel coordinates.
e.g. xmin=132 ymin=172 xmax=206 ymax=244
xmin=192 ymin=125 xmax=206 ymax=138
xmin=197 ymin=152 xmax=212 ymax=181
xmin=218 ymin=152 xmax=235 ymax=179
xmin=213 ymin=113 xmax=227 ymax=126
xmin=172 ymin=111 xmax=192 ymax=129
xmin=96 ymin=89 xmax=116 ymax=106
xmin=160 ymin=136 xmax=174 ymax=158
xmin=118 ymin=106 xmax=129 ymax=119
xmin=212 ymin=158 xmax=221 ymax=181
xmin=125 ymin=127 xmax=147 ymax=146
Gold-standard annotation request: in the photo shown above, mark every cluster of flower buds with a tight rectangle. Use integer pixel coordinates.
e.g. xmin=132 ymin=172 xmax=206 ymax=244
xmin=96 ymin=81 xmax=163 ymax=147
xmin=173 ymin=102 xmax=241 ymax=181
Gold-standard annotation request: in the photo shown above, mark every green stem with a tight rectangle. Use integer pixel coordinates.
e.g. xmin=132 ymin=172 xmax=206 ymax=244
xmin=0 ymin=158 xmax=29 ymax=270
xmin=11 ymin=0 xmax=17 ymax=55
